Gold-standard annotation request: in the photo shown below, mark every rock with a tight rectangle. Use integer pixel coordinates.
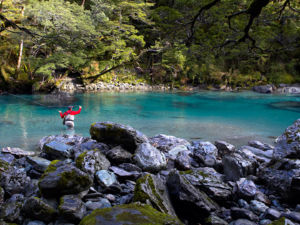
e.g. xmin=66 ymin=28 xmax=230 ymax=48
xmin=274 ymin=119 xmax=300 ymax=159
xmin=39 ymin=134 xmax=86 ymax=151
xmin=27 ymin=156 xmax=51 ymax=172
xmin=1 ymin=147 xmax=35 ymax=157
xmin=263 ymin=208 xmax=281 ymax=220
xmin=79 ymin=203 xmax=183 ymax=225
xmin=259 ymin=219 xmax=272 ymax=225
xmin=149 ymin=134 xmax=190 ymax=152
xmin=268 ymin=217 xmax=295 ymax=225
xmin=215 ymin=140 xmax=236 ymax=157
xmin=0 ymin=152 xmax=15 ymax=165
xmin=229 ymin=219 xmax=257 ymax=225
xmin=22 ymin=196 xmax=57 ymax=223
xmin=26 ymin=221 xmax=46 ymax=225
xmin=43 ymin=141 xmax=72 ymax=160
xmin=248 ymin=140 xmax=274 ymax=151
xmin=296 ymin=205 xmax=300 ymax=212
xmin=109 ymin=166 xmax=140 ymax=181
xmin=118 ymin=194 xmax=134 ymax=204
xmin=222 ymin=151 xmax=257 ymax=181
xmin=254 ymin=192 xmax=270 ymax=205
xmin=281 ymin=86 xmax=300 ymax=94
xmin=95 ymin=170 xmax=117 ymax=188
xmin=133 ymin=174 xmax=176 ymax=216
xmin=250 ymin=200 xmax=269 ymax=215
xmin=75 ymin=150 xmax=110 ymax=176
xmin=282 ymin=211 xmax=300 ymax=223
xmin=85 ymin=198 xmax=111 ymax=211
xmin=175 ymin=150 xmax=192 ymax=170
xmin=231 ymin=207 xmax=259 ymax=221
xmin=236 ymin=178 xmax=257 ymax=199
xmin=106 ymin=146 xmax=133 ymax=164
xmin=182 ymin=167 xmax=233 ymax=203
xmin=118 ymin=163 xmax=142 ymax=172
xmin=167 ymin=145 xmax=190 ymax=160
xmin=38 ymin=161 xmax=93 ymax=197
xmin=193 ymin=141 xmax=218 ymax=167
xmin=90 ymin=122 xmax=149 ymax=153
xmin=104 ymin=194 xmax=115 ymax=202
xmin=205 ymin=214 xmax=228 ymax=225
xmin=253 ymin=84 xmax=274 ymax=94
xmin=240 ymin=146 xmax=273 ymax=163
xmin=0 ymin=194 xmax=24 ymax=223
xmin=238 ymin=199 xmax=249 ymax=209
xmin=167 ymin=170 xmax=219 ymax=224
xmin=72 ymin=140 xmax=109 ymax=159
xmin=58 ymin=195 xmax=86 ymax=222
xmin=134 ymin=143 xmax=167 ymax=172
xmin=0 ymin=186 xmax=4 ymax=204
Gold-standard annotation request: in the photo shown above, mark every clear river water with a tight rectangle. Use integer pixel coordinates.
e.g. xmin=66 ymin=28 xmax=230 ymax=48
xmin=0 ymin=91 xmax=299 ymax=151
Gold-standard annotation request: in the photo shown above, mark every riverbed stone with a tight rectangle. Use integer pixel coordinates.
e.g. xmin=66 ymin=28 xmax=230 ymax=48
xmin=90 ymin=122 xmax=149 ymax=153
xmin=167 ymin=145 xmax=190 ymax=160
xmin=75 ymin=150 xmax=110 ymax=176
xmin=26 ymin=156 xmax=51 ymax=172
xmin=72 ymin=140 xmax=109 ymax=159
xmin=231 ymin=207 xmax=259 ymax=221
xmin=250 ymin=200 xmax=269 ymax=215
xmin=167 ymin=170 xmax=219 ymax=224
xmin=38 ymin=161 xmax=93 ymax=197
xmin=215 ymin=140 xmax=236 ymax=157
xmin=0 ymin=194 xmax=24 ymax=223
xmin=149 ymin=134 xmax=191 ymax=152
xmin=95 ymin=170 xmax=117 ymax=188
xmin=134 ymin=143 xmax=167 ymax=172
xmin=253 ymin=84 xmax=274 ymax=94
xmin=39 ymin=134 xmax=87 ymax=151
xmin=222 ymin=151 xmax=257 ymax=181
xmin=205 ymin=214 xmax=228 ymax=225
xmin=0 ymin=152 xmax=15 ymax=165
xmin=1 ymin=147 xmax=35 ymax=157
xmin=118 ymin=163 xmax=142 ymax=172
xmin=85 ymin=198 xmax=111 ymax=211
xmin=58 ymin=195 xmax=86 ymax=222
xmin=274 ymin=119 xmax=300 ymax=159
xmin=109 ymin=166 xmax=141 ymax=181
xmin=263 ymin=208 xmax=281 ymax=220
xmin=236 ymin=178 xmax=257 ymax=199
xmin=175 ymin=150 xmax=192 ymax=170
xmin=79 ymin=203 xmax=183 ymax=225
xmin=282 ymin=211 xmax=300 ymax=223
xmin=248 ymin=140 xmax=274 ymax=151
xmin=193 ymin=141 xmax=218 ymax=167
xmin=229 ymin=219 xmax=257 ymax=225
xmin=43 ymin=141 xmax=72 ymax=160
xmin=133 ymin=174 xmax=176 ymax=216
xmin=22 ymin=196 xmax=57 ymax=223
xmin=106 ymin=146 xmax=133 ymax=164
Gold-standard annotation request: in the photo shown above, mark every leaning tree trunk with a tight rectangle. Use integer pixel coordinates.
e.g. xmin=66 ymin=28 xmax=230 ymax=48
xmin=16 ymin=6 xmax=25 ymax=72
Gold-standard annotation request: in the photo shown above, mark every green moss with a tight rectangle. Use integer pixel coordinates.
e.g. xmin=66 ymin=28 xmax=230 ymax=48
xmin=75 ymin=151 xmax=87 ymax=169
xmin=133 ymin=174 xmax=149 ymax=202
xmin=80 ymin=207 xmax=112 ymax=225
xmin=116 ymin=211 xmax=150 ymax=224
xmin=0 ymin=159 xmax=9 ymax=171
xmin=179 ymin=170 xmax=192 ymax=175
xmin=147 ymin=175 xmax=167 ymax=213
xmin=58 ymin=169 xmax=91 ymax=189
xmin=268 ymin=217 xmax=286 ymax=225
xmin=44 ymin=160 xmax=60 ymax=174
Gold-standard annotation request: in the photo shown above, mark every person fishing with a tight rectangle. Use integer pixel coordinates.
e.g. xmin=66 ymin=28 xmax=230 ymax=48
xmin=59 ymin=105 xmax=82 ymax=129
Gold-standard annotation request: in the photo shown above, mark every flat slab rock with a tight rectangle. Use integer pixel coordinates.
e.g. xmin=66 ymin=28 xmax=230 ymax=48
xmin=2 ymin=147 xmax=35 ymax=156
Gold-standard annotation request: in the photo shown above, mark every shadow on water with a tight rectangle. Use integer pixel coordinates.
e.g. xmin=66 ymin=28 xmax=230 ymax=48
xmin=268 ymin=101 xmax=300 ymax=113
xmin=0 ymin=120 xmax=15 ymax=125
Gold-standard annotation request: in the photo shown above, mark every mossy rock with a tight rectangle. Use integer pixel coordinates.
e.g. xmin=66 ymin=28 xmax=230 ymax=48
xmin=133 ymin=174 xmax=176 ymax=216
xmin=268 ymin=217 xmax=286 ymax=225
xmin=90 ymin=122 xmax=148 ymax=153
xmin=79 ymin=203 xmax=183 ymax=225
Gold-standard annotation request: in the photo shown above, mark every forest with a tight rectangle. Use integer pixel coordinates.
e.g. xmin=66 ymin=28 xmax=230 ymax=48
xmin=0 ymin=0 xmax=299 ymax=93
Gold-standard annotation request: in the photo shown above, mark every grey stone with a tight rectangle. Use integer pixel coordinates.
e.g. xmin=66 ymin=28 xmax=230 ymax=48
xmin=106 ymin=146 xmax=133 ymax=164
xmin=0 ymin=153 xmax=15 ymax=165
xmin=250 ymin=200 xmax=269 ymax=215
xmin=85 ymin=198 xmax=111 ymax=211
xmin=26 ymin=221 xmax=46 ymax=225
xmin=231 ymin=207 xmax=259 ymax=221
xmin=193 ymin=141 xmax=218 ymax=167
xmin=75 ymin=150 xmax=110 ymax=176
xmin=90 ymin=122 xmax=149 ymax=153
xmin=1 ymin=147 xmax=35 ymax=157
xmin=205 ymin=214 xmax=228 ymax=225
xmin=0 ymin=194 xmax=24 ymax=223
xmin=175 ymin=150 xmax=192 ymax=171
xmin=39 ymin=134 xmax=86 ymax=151
xmin=259 ymin=219 xmax=272 ymax=225
xmin=72 ymin=140 xmax=109 ymax=159
xmin=118 ymin=163 xmax=142 ymax=172
xmin=167 ymin=145 xmax=190 ymax=160
xmin=58 ymin=195 xmax=86 ymax=222
xmin=253 ymin=84 xmax=274 ymax=94
xmin=263 ymin=208 xmax=281 ymax=220
xmin=22 ymin=196 xmax=57 ymax=223
xmin=95 ymin=170 xmax=117 ymax=188
xmin=215 ymin=140 xmax=236 ymax=157
xmin=26 ymin=156 xmax=51 ymax=172
xmin=254 ymin=192 xmax=270 ymax=205
xmin=149 ymin=134 xmax=190 ymax=152
xmin=248 ymin=140 xmax=274 ymax=151
xmin=238 ymin=199 xmax=250 ymax=209
xmin=229 ymin=219 xmax=257 ymax=225
xmin=237 ymin=178 xmax=257 ymax=199
xmin=282 ymin=211 xmax=300 ymax=223
xmin=43 ymin=141 xmax=72 ymax=160
xmin=134 ymin=143 xmax=167 ymax=172
xmin=109 ymin=166 xmax=140 ymax=180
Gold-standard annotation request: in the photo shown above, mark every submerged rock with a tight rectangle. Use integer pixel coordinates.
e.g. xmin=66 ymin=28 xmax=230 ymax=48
xmin=134 ymin=143 xmax=166 ymax=172
xmin=79 ymin=203 xmax=183 ymax=225
xmin=38 ymin=161 xmax=92 ymax=197
xmin=133 ymin=174 xmax=176 ymax=216
xmin=90 ymin=122 xmax=148 ymax=153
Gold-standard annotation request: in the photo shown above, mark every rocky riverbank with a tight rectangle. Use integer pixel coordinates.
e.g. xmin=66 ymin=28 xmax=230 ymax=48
xmin=1 ymin=120 xmax=300 ymax=225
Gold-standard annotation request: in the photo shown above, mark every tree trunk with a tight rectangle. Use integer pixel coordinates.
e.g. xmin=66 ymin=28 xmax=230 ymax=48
xmin=81 ymin=0 xmax=85 ymax=8
xmin=16 ymin=6 xmax=25 ymax=72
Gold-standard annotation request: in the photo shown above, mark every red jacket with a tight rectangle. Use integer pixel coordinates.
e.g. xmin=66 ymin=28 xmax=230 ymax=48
xmin=59 ymin=108 xmax=81 ymax=118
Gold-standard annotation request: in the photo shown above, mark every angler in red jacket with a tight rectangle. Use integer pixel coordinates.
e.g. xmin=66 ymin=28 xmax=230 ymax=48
xmin=58 ymin=106 xmax=82 ymax=128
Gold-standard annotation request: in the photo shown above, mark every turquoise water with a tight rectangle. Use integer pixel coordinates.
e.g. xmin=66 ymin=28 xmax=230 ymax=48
xmin=0 ymin=91 xmax=299 ymax=151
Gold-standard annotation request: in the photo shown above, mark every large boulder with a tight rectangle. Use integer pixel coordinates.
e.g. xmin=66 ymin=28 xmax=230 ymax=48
xmin=167 ymin=170 xmax=219 ymax=224
xmin=222 ymin=151 xmax=257 ymax=181
xmin=274 ymin=119 xmax=300 ymax=159
xmin=134 ymin=143 xmax=167 ymax=172
xmin=75 ymin=150 xmax=110 ymax=176
xmin=149 ymin=134 xmax=190 ymax=152
xmin=42 ymin=141 xmax=72 ymax=160
xmin=90 ymin=122 xmax=149 ymax=153
xmin=133 ymin=174 xmax=176 ymax=216
xmin=22 ymin=197 xmax=57 ymax=223
xmin=38 ymin=161 xmax=93 ymax=197
xmin=253 ymin=85 xmax=275 ymax=94
xmin=79 ymin=203 xmax=183 ymax=225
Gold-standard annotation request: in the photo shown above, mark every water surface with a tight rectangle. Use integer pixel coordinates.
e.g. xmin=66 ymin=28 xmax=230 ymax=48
xmin=0 ymin=91 xmax=299 ymax=150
